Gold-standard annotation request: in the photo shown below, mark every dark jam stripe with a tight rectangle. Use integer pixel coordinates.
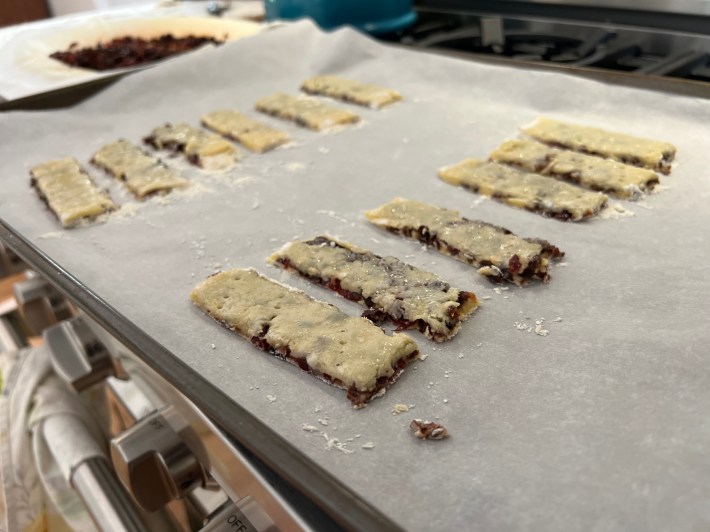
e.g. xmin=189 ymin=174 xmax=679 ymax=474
xmin=393 ymin=222 xmax=562 ymax=284
xmin=50 ymin=35 xmax=223 ymax=71
xmin=275 ymin=247 xmax=465 ymax=340
xmin=210 ymin=309 xmax=414 ymax=407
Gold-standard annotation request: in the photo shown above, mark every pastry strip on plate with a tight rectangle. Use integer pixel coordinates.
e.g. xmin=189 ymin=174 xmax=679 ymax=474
xmin=365 ymin=198 xmax=564 ymax=286
xmin=144 ymin=123 xmax=237 ymax=171
xmin=200 ymin=110 xmax=289 ymax=153
xmin=30 ymin=157 xmax=115 ymax=228
xmin=490 ymin=139 xmax=659 ymax=200
xmin=190 ymin=268 xmax=419 ymax=408
xmin=438 ymin=159 xmax=607 ymax=221
xmin=301 ymin=75 xmax=402 ymax=109
xmin=92 ymin=139 xmax=187 ymax=198
xmin=270 ymin=236 xmax=479 ymax=342
xmin=255 ymin=92 xmax=359 ymax=130
xmin=523 ymin=117 xmax=676 ymax=174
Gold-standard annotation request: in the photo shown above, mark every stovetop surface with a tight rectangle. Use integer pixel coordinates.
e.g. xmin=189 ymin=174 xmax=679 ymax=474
xmin=389 ymin=8 xmax=710 ymax=84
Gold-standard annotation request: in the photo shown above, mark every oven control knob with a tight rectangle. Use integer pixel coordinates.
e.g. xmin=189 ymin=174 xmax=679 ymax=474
xmin=111 ymin=406 xmax=207 ymax=513
xmin=45 ymin=315 xmax=122 ymax=392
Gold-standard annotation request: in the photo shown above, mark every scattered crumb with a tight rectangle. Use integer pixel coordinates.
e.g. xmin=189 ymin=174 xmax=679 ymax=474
xmin=267 ymin=394 xmax=277 ymax=403
xmin=471 ymin=195 xmax=489 ymax=207
xmin=323 ymin=433 xmax=354 ymax=454
xmin=493 ymin=286 xmax=510 ymax=295
xmin=410 ymin=419 xmax=449 ymax=440
xmin=514 ymin=317 xmax=551 ymax=336
xmin=418 ymin=353 xmax=429 ymax=361
xmin=224 ymin=175 xmax=256 ymax=189
xmin=210 ymin=343 xmax=216 ymax=350
xmin=315 ymin=209 xmax=349 ymax=224
xmin=152 ymin=182 xmax=215 ymax=205
xmin=534 ymin=319 xmax=550 ymax=336
xmin=458 ymin=353 xmax=464 ymax=359
xmin=38 ymin=231 xmax=66 ymax=239
xmin=557 ymin=262 xmax=568 ymax=267
xmin=286 ymin=162 xmax=306 ymax=173
xmin=600 ymin=202 xmax=636 ymax=219
xmin=481 ymin=295 xmax=492 ymax=300
xmin=361 ymin=442 xmax=376 ymax=450
xmin=317 ymin=418 xmax=329 ymax=426
xmin=302 ymin=424 xmax=319 ymax=432
xmin=251 ymin=197 xmax=260 ymax=210
xmin=443 ymin=399 xmax=449 ymax=404
xmin=554 ymin=316 xmax=563 ymax=322
xmin=372 ymin=388 xmax=387 ymax=399
xmin=393 ymin=404 xmax=409 ymax=415
xmin=317 ymin=146 xmax=330 ymax=154
xmin=650 ymin=184 xmax=670 ymax=194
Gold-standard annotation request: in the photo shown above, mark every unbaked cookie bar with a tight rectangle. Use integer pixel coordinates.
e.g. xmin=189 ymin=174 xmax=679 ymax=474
xmin=439 ymin=159 xmax=607 ymax=221
xmin=30 ymin=157 xmax=115 ymax=227
xmin=190 ymin=268 xmax=418 ymax=407
xmin=523 ymin=117 xmax=676 ymax=174
xmin=301 ymin=75 xmax=402 ymax=109
xmin=201 ymin=110 xmax=289 ymax=153
xmin=255 ymin=92 xmax=359 ymax=130
xmin=270 ymin=236 xmax=479 ymax=342
xmin=365 ymin=198 xmax=564 ymax=286
xmin=490 ymin=139 xmax=659 ymax=200
xmin=92 ymin=140 xmax=187 ymax=198
xmin=144 ymin=123 xmax=237 ymax=171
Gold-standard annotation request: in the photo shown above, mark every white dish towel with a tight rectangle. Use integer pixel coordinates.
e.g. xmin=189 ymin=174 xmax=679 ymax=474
xmin=0 ymin=346 xmax=107 ymax=532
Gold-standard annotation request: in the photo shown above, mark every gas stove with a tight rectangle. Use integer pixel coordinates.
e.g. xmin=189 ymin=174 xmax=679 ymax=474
xmin=390 ymin=1 xmax=710 ymax=86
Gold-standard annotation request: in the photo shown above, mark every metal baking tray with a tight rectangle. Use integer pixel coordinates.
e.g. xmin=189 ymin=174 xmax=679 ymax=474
xmin=2 ymin=21 xmax=709 ymax=531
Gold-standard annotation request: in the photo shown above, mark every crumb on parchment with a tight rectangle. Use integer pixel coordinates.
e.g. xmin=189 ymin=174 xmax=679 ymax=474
xmin=410 ymin=419 xmax=449 ymax=440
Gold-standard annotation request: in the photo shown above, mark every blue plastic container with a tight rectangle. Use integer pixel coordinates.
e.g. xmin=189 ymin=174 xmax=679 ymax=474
xmin=265 ymin=0 xmax=416 ymax=35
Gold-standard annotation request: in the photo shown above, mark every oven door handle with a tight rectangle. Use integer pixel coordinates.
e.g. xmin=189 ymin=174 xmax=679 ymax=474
xmin=42 ymin=413 xmax=152 ymax=532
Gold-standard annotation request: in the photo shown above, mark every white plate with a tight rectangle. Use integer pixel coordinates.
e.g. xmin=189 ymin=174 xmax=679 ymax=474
xmin=0 ymin=15 xmax=263 ymax=101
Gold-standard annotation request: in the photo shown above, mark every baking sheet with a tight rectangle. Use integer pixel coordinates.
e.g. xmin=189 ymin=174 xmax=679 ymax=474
xmin=2 ymin=20 xmax=710 ymax=531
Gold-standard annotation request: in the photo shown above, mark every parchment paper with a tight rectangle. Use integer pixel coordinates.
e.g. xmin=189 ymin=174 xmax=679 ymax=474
xmin=2 ymin=20 xmax=710 ymax=531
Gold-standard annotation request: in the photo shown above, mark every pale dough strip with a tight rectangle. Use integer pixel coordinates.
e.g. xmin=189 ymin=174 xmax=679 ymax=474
xmin=439 ymin=158 xmax=608 ymax=221
xmin=365 ymin=198 xmax=564 ymax=286
xmin=301 ymin=75 xmax=402 ymax=109
xmin=523 ymin=117 xmax=676 ymax=174
xmin=30 ymin=157 xmax=115 ymax=228
xmin=201 ymin=110 xmax=289 ymax=153
xmin=490 ymin=139 xmax=659 ymax=200
xmin=270 ymin=236 xmax=479 ymax=342
xmin=92 ymin=139 xmax=187 ymax=198
xmin=190 ymin=268 xmax=418 ymax=407
xmin=144 ymin=123 xmax=238 ymax=171
xmin=255 ymin=92 xmax=359 ymax=131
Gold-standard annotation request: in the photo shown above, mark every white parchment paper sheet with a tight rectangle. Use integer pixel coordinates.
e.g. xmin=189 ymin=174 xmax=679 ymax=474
xmin=1 ymin=21 xmax=710 ymax=532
